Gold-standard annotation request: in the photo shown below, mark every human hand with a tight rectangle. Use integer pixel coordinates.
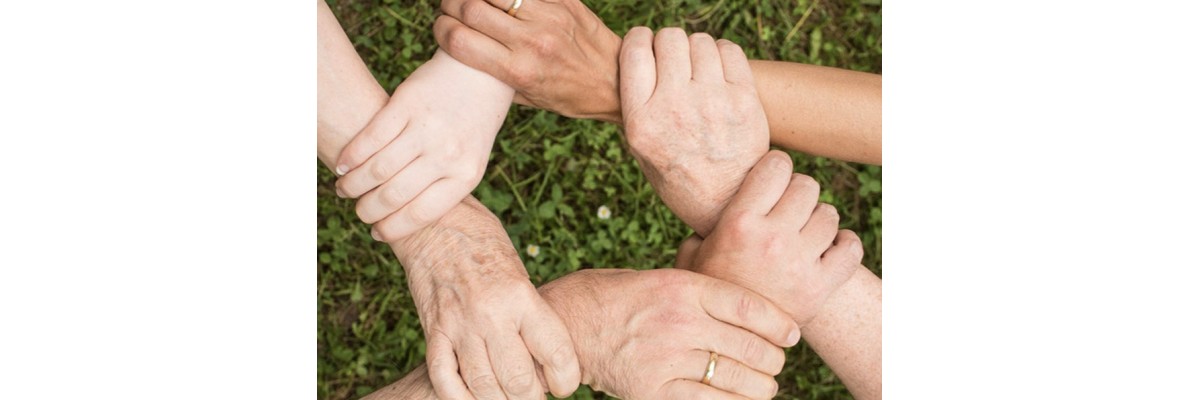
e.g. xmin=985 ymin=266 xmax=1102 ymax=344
xmin=619 ymin=27 xmax=770 ymax=237
xmin=334 ymin=50 xmax=514 ymax=242
xmin=674 ymin=151 xmax=863 ymax=327
xmin=538 ymin=268 xmax=801 ymax=400
xmin=433 ymin=0 xmax=622 ymax=122
xmin=392 ymin=197 xmax=580 ymax=399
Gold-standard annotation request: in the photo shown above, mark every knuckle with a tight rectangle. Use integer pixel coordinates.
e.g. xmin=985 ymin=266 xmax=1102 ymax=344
xmin=443 ymin=24 xmax=471 ymax=55
xmin=548 ymin=342 xmax=577 ymax=368
xmin=383 ymin=184 xmax=408 ymax=209
xmin=460 ymin=0 xmax=487 ymax=26
xmin=468 ymin=373 xmax=500 ymax=392
xmin=658 ymin=27 xmax=685 ymax=38
xmin=368 ymin=159 xmax=392 ymax=183
xmin=815 ymin=203 xmax=840 ymax=222
xmin=527 ymin=34 xmax=558 ymax=56
xmin=723 ymin=361 xmax=746 ymax=386
xmin=507 ymin=61 xmax=539 ymax=89
xmin=741 ymin=336 xmax=765 ymax=367
xmin=736 ymin=291 xmax=758 ymax=322
xmin=847 ymin=235 xmax=865 ymax=261
xmin=727 ymin=211 xmax=758 ymax=236
xmin=440 ymin=139 xmax=465 ymax=161
xmin=792 ymin=173 xmax=819 ymax=192
xmin=652 ymin=269 xmax=692 ymax=294
xmin=502 ymin=370 xmax=536 ymax=394
xmin=354 ymin=200 xmax=373 ymax=223
xmin=374 ymin=223 xmax=399 ymax=243
xmin=406 ymin=200 xmax=439 ymax=228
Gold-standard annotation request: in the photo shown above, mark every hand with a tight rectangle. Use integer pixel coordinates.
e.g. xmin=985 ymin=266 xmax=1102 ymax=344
xmin=619 ymin=27 xmax=770 ymax=237
xmin=392 ymin=197 xmax=581 ymax=399
xmin=538 ymin=268 xmax=802 ymax=400
xmin=674 ymin=151 xmax=863 ymax=327
xmin=433 ymin=0 xmax=622 ymax=122
xmin=334 ymin=50 xmax=514 ymax=242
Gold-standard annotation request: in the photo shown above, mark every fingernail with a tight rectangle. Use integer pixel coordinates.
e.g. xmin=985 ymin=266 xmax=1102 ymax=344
xmin=370 ymin=229 xmax=382 ymax=241
xmin=787 ymin=329 xmax=801 ymax=346
xmin=335 ymin=164 xmax=348 ymax=176
xmin=335 ymin=187 xmax=348 ymax=198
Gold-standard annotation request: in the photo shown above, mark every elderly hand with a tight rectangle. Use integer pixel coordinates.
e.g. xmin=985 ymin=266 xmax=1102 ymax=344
xmin=392 ymin=197 xmax=580 ymax=399
xmin=538 ymin=268 xmax=801 ymax=400
xmin=433 ymin=0 xmax=622 ymax=122
xmin=333 ymin=50 xmax=513 ymax=242
xmin=674 ymin=151 xmax=863 ymax=328
xmin=619 ymin=27 xmax=770 ymax=237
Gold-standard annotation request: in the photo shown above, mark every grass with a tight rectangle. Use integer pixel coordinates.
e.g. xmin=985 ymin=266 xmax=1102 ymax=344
xmin=318 ymin=0 xmax=882 ymax=398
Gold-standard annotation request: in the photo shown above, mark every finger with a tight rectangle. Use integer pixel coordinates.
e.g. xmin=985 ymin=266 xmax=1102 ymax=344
xmin=659 ymin=379 xmax=749 ymax=400
xmin=798 ymin=203 xmax=840 ymax=257
xmin=459 ymin=339 xmax=507 ymax=400
xmin=689 ymin=33 xmax=723 ymax=82
xmin=820 ymin=229 xmax=864 ymax=284
xmin=766 ymin=173 xmax=821 ymax=226
xmin=701 ymin=321 xmax=786 ymax=375
xmin=485 ymin=332 xmax=542 ymax=400
xmin=434 ymin=15 xmax=515 ymax=78
xmin=465 ymin=0 xmax=536 ymax=21
xmin=426 ymin=333 xmax=473 ymax=400
xmin=716 ymin=39 xmax=754 ymax=86
xmin=723 ymin=150 xmax=794 ymax=218
xmin=521 ymin=302 xmax=581 ymax=398
xmin=370 ymin=177 xmax=473 ymax=242
xmin=698 ymin=276 xmax=801 ymax=349
xmin=439 ymin=0 xmax=520 ymax=45
xmin=653 ymin=27 xmax=691 ymax=89
xmin=619 ymin=26 xmax=656 ymax=109
xmin=336 ymin=134 xmax=420 ymax=198
xmin=354 ymin=157 xmax=440 ymax=224
xmin=674 ymin=234 xmax=704 ymax=270
xmin=335 ymin=102 xmax=410 ymax=178
xmin=678 ymin=350 xmax=779 ymax=400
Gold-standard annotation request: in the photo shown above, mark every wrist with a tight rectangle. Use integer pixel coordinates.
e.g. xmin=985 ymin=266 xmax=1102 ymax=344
xmin=389 ymin=198 xmax=524 ymax=287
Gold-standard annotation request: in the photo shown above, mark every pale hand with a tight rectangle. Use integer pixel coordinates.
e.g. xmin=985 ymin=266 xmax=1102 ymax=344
xmin=335 ymin=50 xmax=514 ymax=242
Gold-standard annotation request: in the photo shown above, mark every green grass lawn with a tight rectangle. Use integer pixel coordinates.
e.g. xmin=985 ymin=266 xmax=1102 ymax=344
xmin=318 ymin=0 xmax=882 ymax=398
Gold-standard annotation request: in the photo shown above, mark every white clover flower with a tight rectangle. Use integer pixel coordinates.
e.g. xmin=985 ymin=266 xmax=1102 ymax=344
xmin=525 ymin=244 xmax=540 ymax=257
xmin=597 ymin=205 xmax=612 ymax=220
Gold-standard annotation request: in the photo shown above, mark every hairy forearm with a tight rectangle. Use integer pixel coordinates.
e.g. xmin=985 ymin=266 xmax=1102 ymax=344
xmin=803 ymin=266 xmax=882 ymax=400
xmin=749 ymin=60 xmax=881 ymax=165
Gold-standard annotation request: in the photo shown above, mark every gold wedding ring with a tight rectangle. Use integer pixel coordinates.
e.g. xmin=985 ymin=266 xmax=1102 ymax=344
xmin=506 ymin=0 xmax=523 ymax=17
xmin=702 ymin=352 xmax=719 ymax=385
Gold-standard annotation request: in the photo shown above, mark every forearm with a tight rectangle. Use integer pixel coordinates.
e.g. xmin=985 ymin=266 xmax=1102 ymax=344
xmin=749 ymin=60 xmax=881 ymax=165
xmin=802 ymin=265 xmax=882 ymax=400
xmin=361 ymin=364 xmax=437 ymax=400
xmin=317 ymin=0 xmax=388 ymax=165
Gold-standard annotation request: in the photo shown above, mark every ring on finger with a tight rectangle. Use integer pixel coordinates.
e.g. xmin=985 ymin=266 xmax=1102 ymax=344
xmin=702 ymin=352 xmax=719 ymax=385
xmin=506 ymin=0 xmax=523 ymax=17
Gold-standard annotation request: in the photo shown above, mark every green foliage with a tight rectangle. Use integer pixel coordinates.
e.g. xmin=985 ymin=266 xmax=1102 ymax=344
xmin=319 ymin=0 xmax=881 ymax=398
